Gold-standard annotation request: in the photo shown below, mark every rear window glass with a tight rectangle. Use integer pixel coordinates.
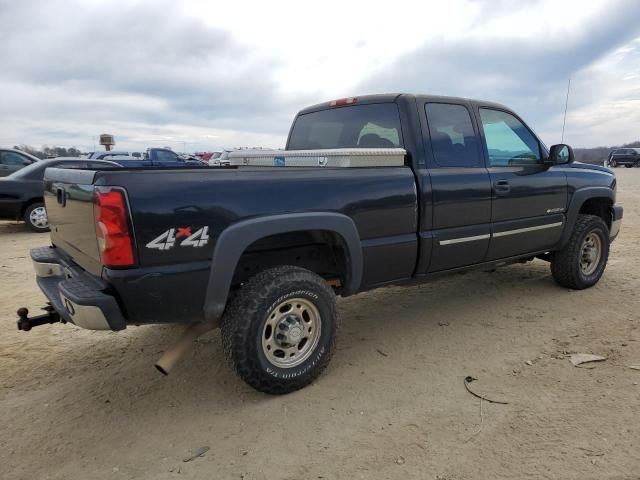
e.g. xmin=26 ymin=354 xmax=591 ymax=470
xmin=288 ymin=103 xmax=403 ymax=150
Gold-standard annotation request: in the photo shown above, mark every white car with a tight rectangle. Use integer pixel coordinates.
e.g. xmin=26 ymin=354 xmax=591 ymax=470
xmin=209 ymin=150 xmax=232 ymax=166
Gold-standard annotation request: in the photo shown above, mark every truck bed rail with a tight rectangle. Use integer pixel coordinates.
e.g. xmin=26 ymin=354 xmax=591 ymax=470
xmin=228 ymin=148 xmax=406 ymax=168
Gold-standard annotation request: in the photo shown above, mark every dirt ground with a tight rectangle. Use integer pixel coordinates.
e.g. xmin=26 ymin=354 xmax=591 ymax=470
xmin=1 ymin=170 xmax=639 ymax=480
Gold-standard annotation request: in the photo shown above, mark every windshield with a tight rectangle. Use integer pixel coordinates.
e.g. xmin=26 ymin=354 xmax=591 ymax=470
xmin=287 ymin=103 xmax=403 ymax=150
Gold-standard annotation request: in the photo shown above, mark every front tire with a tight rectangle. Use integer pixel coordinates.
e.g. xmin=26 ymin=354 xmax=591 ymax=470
xmin=221 ymin=266 xmax=337 ymax=394
xmin=550 ymin=214 xmax=609 ymax=289
xmin=24 ymin=203 xmax=49 ymax=232
xmin=610 ymin=159 xmax=617 ymax=167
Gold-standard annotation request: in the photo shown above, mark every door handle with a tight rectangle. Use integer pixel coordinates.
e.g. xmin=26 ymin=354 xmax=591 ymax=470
xmin=56 ymin=187 xmax=66 ymax=206
xmin=494 ymin=180 xmax=510 ymax=193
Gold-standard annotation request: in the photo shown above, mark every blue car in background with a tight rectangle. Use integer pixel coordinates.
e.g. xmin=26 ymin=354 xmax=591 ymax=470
xmin=91 ymin=148 xmax=208 ymax=167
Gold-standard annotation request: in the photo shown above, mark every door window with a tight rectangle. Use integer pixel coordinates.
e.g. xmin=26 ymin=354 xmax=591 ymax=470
xmin=56 ymin=161 xmax=87 ymax=169
xmin=155 ymin=150 xmax=179 ymax=163
xmin=425 ymin=103 xmax=481 ymax=167
xmin=88 ymin=161 xmax=115 ymax=168
xmin=479 ymin=108 xmax=541 ymax=166
xmin=1 ymin=152 xmax=30 ymax=166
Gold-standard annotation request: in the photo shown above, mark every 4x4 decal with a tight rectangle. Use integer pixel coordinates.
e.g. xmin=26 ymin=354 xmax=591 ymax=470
xmin=146 ymin=226 xmax=210 ymax=250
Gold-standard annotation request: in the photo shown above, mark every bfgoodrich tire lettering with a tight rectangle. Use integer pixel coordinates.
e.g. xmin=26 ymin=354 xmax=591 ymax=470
xmin=550 ymin=214 xmax=609 ymax=289
xmin=221 ymin=266 xmax=337 ymax=394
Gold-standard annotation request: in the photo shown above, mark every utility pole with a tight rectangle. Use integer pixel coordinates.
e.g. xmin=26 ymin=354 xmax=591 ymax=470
xmin=561 ymin=77 xmax=571 ymax=143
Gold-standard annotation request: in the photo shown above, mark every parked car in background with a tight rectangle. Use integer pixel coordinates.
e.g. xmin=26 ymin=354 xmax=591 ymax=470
xmin=0 ymin=148 xmax=40 ymax=177
xmin=149 ymin=148 xmax=208 ymax=166
xmin=607 ymin=148 xmax=640 ymax=168
xmin=0 ymin=158 xmax=120 ymax=232
xmin=210 ymin=150 xmax=232 ymax=166
xmin=195 ymin=151 xmax=215 ymax=163
xmin=88 ymin=148 xmax=206 ymax=166
xmin=123 ymin=148 xmax=208 ymax=167
xmin=88 ymin=150 xmax=143 ymax=160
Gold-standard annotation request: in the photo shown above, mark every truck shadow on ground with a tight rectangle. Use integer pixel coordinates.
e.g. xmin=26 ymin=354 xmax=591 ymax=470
xmin=7 ymin=257 xmax=616 ymax=471
xmin=33 ymin=261 xmax=566 ymax=405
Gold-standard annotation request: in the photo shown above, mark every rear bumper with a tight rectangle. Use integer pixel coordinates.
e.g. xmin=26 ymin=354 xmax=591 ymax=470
xmin=31 ymin=247 xmax=127 ymax=331
xmin=610 ymin=205 xmax=623 ymax=242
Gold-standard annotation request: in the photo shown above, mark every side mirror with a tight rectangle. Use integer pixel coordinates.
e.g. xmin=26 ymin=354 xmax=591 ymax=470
xmin=548 ymin=144 xmax=574 ymax=165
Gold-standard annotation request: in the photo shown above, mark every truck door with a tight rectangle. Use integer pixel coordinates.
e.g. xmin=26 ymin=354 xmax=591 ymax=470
xmin=476 ymin=107 xmax=567 ymax=260
xmin=418 ymin=101 xmax=492 ymax=272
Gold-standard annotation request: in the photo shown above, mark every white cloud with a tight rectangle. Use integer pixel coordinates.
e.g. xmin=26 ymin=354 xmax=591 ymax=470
xmin=0 ymin=0 xmax=639 ymax=150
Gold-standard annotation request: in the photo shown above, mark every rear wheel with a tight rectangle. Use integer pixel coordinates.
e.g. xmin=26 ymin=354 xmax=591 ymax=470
xmin=550 ymin=214 xmax=609 ymax=289
xmin=221 ymin=266 xmax=337 ymax=394
xmin=24 ymin=203 xmax=49 ymax=232
xmin=625 ymin=164 xmax=633 ymax=168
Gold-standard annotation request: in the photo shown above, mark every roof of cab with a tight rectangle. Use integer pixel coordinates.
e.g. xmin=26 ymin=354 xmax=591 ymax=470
xmin=296 ymin=93 xmax=511 ymax=115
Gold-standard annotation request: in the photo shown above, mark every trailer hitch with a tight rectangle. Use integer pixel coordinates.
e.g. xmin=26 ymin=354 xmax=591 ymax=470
xmin=16 ymin=305 xmax=64 ymax=331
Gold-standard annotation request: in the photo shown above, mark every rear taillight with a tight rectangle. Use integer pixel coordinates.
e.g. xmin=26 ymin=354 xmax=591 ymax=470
xmin=93 ymin=187 xmax=135 ymax=267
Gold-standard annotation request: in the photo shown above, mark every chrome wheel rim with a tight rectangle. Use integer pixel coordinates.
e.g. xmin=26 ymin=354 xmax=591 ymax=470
xmin=580 ymin=232 xmax=602 ymax=276
xmin=29 ymin=207 xmax=48 ymax=229
xmin=262 ymin=298 xmax=321 ymax=368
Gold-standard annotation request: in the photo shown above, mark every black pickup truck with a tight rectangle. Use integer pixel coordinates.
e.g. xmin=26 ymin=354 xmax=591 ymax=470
xmin=19 ymin=94 xmax=623 ymax=394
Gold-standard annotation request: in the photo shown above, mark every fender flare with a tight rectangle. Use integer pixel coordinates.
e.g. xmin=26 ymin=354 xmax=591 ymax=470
xmin=203 ymin=212 xmax=363 ymax=322
xmin=558 ymin=186 xmax=614 ymax=248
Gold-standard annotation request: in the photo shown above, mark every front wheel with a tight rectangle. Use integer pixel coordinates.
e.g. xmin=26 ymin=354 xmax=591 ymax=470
xmin=221 ymin=266 xmax=337 ymax=394
xmin=610 ymin=159 xmax=617 ymax=167
xmin=550 ymin=214 xmax=609 ymax=289
xmin=24 ymin=203 xmax=49 ymax=232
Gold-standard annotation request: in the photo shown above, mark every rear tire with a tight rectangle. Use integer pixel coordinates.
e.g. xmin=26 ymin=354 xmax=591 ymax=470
xmin=625 ymin=164 xmax=633 ymax=168
xmin=550 ymin=214 xmax=609 ymax=289
xmin=221 ymin=266 xmax=337 ymax=394
xmin=24 ymin=203 xmax=49 ymax=232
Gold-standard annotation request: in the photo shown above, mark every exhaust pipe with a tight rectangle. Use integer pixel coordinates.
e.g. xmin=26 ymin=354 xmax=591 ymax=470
xmin=155 ymin=320 xmax=218 ymax=375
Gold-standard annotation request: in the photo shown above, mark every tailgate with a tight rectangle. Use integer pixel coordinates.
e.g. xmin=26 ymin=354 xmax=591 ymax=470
xmin=44 ymin=168 xmax=103 ymax=275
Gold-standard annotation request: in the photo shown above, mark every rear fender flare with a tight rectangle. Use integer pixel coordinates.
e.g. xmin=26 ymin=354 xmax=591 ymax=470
xmin=203 ymin=212 xmax=362 ymax=322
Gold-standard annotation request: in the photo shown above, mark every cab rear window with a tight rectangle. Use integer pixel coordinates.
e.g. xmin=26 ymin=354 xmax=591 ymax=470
xmin=288 ymin=103 xmax=403 ymax=150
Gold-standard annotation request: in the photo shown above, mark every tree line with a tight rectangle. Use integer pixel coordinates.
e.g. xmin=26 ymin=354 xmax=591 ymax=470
xmin=13 ymin=145 xmax=83 ymax=159
xmin=573 ymin=140 xmax=640 ymax=165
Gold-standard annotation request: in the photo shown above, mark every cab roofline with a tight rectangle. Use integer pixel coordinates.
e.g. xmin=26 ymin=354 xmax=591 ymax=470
xmin=295 ymin=93 xmax=511 ymax=115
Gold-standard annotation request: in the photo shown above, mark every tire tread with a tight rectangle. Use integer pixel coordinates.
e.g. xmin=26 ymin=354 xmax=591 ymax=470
xmin=551 ymin=214 xmax=609 ymax=289
xmin=221 ymin=266 xmax=336 ymax=394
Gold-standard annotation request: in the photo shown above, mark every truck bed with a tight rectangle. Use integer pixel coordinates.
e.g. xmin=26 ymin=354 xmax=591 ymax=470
xmin=43 ymin=164 xmax=418 ymax=324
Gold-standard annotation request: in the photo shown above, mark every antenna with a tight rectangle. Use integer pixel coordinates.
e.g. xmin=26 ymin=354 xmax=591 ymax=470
xmin=561 ymin=77 xmax=571 ymax=143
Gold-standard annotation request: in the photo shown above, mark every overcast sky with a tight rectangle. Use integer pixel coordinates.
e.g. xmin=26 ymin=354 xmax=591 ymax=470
xmin=1 ymin=0 xmax=639 ymax=152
